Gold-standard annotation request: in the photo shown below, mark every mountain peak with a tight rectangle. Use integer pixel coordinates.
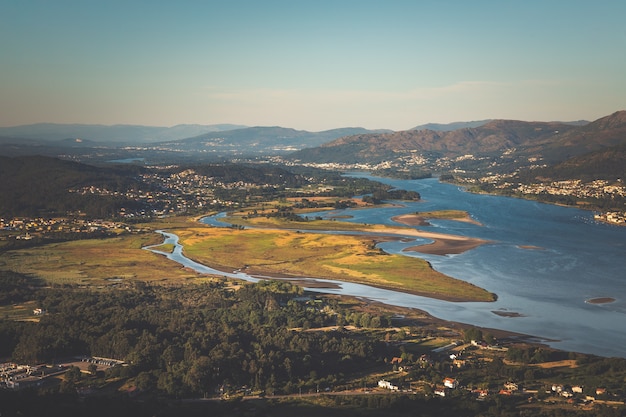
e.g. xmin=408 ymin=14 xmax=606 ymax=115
xmin=588 ymin=110 xmax=626 ymax=130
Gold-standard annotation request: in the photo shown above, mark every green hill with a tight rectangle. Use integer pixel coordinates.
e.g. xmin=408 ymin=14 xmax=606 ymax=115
xmin=0 ymin=156 xmax=145 ymax=218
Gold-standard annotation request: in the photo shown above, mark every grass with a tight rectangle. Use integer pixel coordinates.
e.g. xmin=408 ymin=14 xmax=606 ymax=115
xmin=0 ymin=233 xmax=207 ymax=286
xmin=0 ymin=300 xmax=39 ymax=321
xmin=417 ymin=210 xmax=471 ymax=219
xmin=148 ymin=243 xmax=175 ymax=253
xmin=0 ymin=210 xmax=494 ymax=301
xmin=177 ymin=225 xmax=494 ymax=302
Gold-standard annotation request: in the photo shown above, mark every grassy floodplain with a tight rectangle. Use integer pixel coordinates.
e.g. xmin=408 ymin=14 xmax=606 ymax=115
xmin=0 ymin=233 xmax=206 ymax=286
xmin=176 ymin=212 xmax=495 ymax=302
xmin=0 ymin=204 xmax=494 ymax=301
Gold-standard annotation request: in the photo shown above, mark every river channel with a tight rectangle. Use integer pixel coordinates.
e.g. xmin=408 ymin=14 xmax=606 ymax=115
xmin=149 ymin=175 xmax=626 ymax=358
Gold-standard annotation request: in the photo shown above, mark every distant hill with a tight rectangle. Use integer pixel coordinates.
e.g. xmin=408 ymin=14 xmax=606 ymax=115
xmin=288 ymin=112 xmax=625 ymax=168
xmin=286 ymin=111 xmax=626 ymax=185
xmin=410 ymin=119 xmax=587 ymax=132
xmin=156 ymin=126 xmax=391 ymax=155
xmin=0 ymin=123 xmax=247 ymax=144
xmin=0 ymin=156 xmax=145 ymax=218
xmin=521 ymin=111 xmax=626 ymax=163
xmin=411 ymin=120 xmax=492 ymax=131
xmin=287 ymin=120 xmax=580 ymax=164
xmin=519 ymin=144 xmax=626 ymax=183
xmin=0 ymin=124 xmax=390 ymax=161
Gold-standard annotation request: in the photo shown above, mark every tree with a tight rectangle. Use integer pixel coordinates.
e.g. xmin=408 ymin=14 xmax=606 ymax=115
xmin=87 ymin=363 xmax=97 ymax=376
xmin=463 ymin=327 xmax=483 ymax=343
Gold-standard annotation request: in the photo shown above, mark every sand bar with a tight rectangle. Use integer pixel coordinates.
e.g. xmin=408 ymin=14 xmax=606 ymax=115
xmin=393 ymin=212 xmax=483 ymax=227
xmin=386 ymin=214 xmax=490 ymax=255
xmin=586 ymin=297 xmax=616 ymax=304
xmin=404 ymin=236 xmax=490 ymax=256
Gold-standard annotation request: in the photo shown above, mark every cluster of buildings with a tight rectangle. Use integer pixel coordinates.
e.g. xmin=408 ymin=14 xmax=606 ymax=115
xmin=0 ymin=217 xmax=128 ymax=240
xmin=514 ymin=179 xmax=626 ymax=201
xmin=593 ymin=211 xmax=626 ymax=225
xmin=458 ymin=175 xmax=626 ymax=225
xmin=1 ymin=357 xmax=124 ymax=391
xmin=0 ymin=362 xmax=65 ymax=390
xmin=373 ymin=340 xmax=624 ymax=409
xmin=69 ymin=168 xmax=282 ymax=218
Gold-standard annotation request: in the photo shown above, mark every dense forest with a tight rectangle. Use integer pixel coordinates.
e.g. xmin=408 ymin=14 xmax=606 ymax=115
xmin=0 ymin=274 xmax=391 ymax=397
xmin=2 ymin=271 xmax=625 ymax=416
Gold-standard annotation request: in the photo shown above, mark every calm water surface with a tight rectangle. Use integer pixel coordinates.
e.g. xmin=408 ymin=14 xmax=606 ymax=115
xmin=164 ymin=175 xmax=626 ymax=357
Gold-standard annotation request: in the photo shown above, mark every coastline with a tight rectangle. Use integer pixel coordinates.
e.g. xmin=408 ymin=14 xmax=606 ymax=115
xmin=330 ymin=296 xmax=555 ymax=349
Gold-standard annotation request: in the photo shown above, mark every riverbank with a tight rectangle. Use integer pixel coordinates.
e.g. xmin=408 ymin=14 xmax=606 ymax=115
xmin=325 ymin=295 xmax=554 ymax=349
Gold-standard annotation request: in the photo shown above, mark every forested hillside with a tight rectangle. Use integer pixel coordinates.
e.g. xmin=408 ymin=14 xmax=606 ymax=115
xmin=0 ymin=156 xmax=146 ymax=218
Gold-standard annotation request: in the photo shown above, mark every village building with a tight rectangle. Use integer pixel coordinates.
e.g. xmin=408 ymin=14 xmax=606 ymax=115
xmin=443 ymin=377 xmax=458 ymax=389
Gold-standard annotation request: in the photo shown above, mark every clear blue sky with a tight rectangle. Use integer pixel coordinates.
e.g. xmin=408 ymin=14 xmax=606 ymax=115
xmin=1 ymin=0 xmax=625 ymax=131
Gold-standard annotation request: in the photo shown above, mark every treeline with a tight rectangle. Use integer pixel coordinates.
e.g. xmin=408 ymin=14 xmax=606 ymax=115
xmin=0 ymin=277 xmax=391 ymax=397
xmin=362 ymin=187 xmax=421 ymax=204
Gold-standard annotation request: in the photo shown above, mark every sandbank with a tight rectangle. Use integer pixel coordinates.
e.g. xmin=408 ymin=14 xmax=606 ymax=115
xmin=393 ymin=212 xmax=483 ymax=227
xmin=387 ymin=213 xmax=490 ymax=255
xmin=358 ymin=225 xmax=491 ymax=256
xmin=585 ymin=297 xmax=616 ymax=304
xmin=404 ymin=237 xmax=490 ymax=256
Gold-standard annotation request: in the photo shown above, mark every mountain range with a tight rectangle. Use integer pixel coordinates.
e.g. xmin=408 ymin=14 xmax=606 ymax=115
xmin=287 ymin=111 xmax=626 ymax=180
xmin=1 ymin=112 xmax=624 ymax=181
xmin=0 ymin=123 xmax=247 ymax=144
xmin=0 ymin=124 xmax=390 ymax=161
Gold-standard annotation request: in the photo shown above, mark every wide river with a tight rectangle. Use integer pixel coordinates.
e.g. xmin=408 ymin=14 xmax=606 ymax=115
xmin=155 ymin=174 xmax=626 ymax=358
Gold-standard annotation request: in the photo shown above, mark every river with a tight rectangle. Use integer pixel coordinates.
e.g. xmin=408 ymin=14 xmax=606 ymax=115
xmin=151 ymin=174 xmax=626 ymax=358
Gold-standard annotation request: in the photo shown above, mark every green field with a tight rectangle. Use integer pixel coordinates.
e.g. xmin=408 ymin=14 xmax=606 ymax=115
xmin=0 ymin=209 xmax=495 ymax=301
xmin=0 ymin=233 xmax=207 ymax=286
xmin=177 ymin=225 xmax=494 ymax=302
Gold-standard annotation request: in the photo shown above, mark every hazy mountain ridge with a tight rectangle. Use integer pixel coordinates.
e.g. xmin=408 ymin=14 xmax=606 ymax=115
xmin=2 ymin=113 xmax=624 ymax=178
xmin=411 ymin=120 xmax=493 ymax=131
xmin=155 ymin=126 xmax=391 ymax=155
xmin=0 ymin=123 xmax=247 ymax=144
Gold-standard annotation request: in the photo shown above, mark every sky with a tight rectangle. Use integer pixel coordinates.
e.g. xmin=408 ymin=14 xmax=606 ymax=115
xmin=1 ymin=1 xmax=626 ymax=131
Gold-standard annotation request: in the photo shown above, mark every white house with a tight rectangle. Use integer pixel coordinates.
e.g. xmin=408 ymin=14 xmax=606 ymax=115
xmin=378 ymin=379 xmax=399 ymax=391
